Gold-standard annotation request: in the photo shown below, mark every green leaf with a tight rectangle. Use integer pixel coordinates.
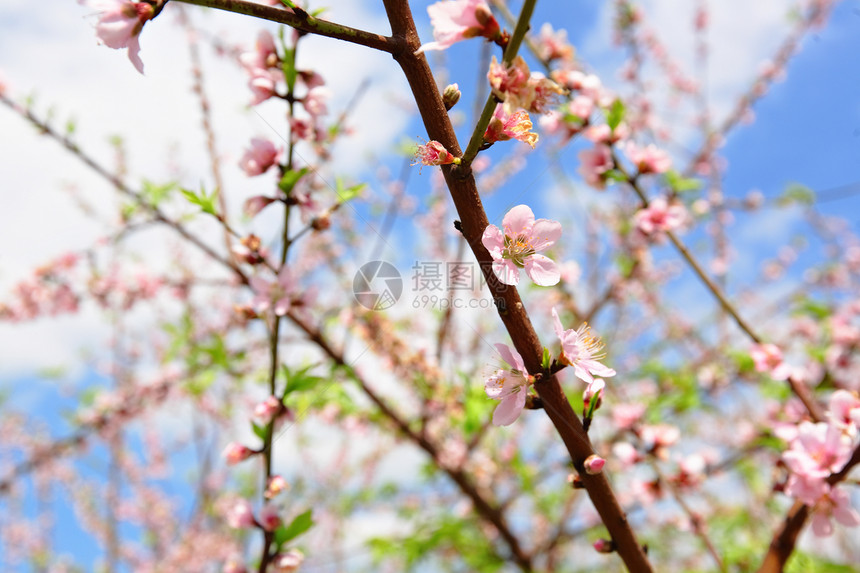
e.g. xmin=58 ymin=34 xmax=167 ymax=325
xmin=664 ymin=169 xmax=701 ymax=193
xmin=274 ymin=509 xmax=314 ymax=549
xmin=278 ymin=0 xmax=297 ymax=7
xmin=606 ymin=98 xmax=625 ymax=131
xmin=141 ymin=179 xmax=177 ymax=207
xmin=180 ymin=185 xmax=219 ymax=216
xmin=603 ymin=169 xmax=627 ymax=184
xmin=282 ymin=47 xmax=297 ymax=93
xmin=335 ymin=178 xmax=366 ymax=203
xmin=541 ymin=347 xmax=551 ymax=370
xmin=251 ymin=421 xmax=267 ymax=440
xmin=279 ymin=167 xmax=310 ymax=195
xmin=778 ymin=183 xmax=815 ymax=206
xmin=281 ymin=364 xmax=323 ymax=396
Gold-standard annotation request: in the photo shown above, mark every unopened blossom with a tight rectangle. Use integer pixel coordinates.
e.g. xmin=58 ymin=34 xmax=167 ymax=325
xmin=552 ymin=308 xmax=616 ymax=383
xmin=303 ymin=86 xmax=329 ymax=117
xmin=222 ymin=442 xmax=254 ymax=465
xmin=442 ymin=83 xmax=461 ymax=110
xmin=416 ymin=0 xmax=500 ymax=54
xmin=484 ymin=343 xmax=532 ymax=426
xmin=584 ymin=454 xmax=605 ymax=475
xmin=484 ymin=105 xmax=538 ymax=148
xmin=583 ymin=378 xmax=605 ymax=412
xmin=624 ymin=141 xmax=672 ymax=174
xmin=810 ymin=485 xmax=860 ymax=537
xmin=482 ymin=205 xmax=561 ymax=286
xmin=271 ymin=549 xmax=304 ymax=572
xmin=265 ymin=475 xmax=289 ymax=499
xmin=750 ymin=343 xmax=792 ymax=381
xmin=244 ymin=195 xmax=276 ymax=219
xmin=225 ymin=498 xmax=255 ymax=529
xmin=634 ymin=197 xmax=687 ymax=238
xmin=254 ymin=395 xmax=282 ymax=423
xmin=593 ymin=538 xmax=614 ymax=553
xmin=412 ymin=141 xmax=460 ymax=167
xmin=250 ymin=267 xmax=294 ymax=316
xmin=239 ymin=138 xmax=280 ymax=176
xmin=578 ymin=144 xmax=614 ymax=189
xmin=80 ymin=0 xmax=155 ymax=74
xmin=258 ymin=503 xmax=282 ymax=531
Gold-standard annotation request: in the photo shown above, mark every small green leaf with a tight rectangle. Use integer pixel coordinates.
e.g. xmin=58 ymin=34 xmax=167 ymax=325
xmin=778 ymin=183 xmax=815 ymax=206
xmin=279 ymin=167 xmax=310 ymax=194
xmin=141 ymin=179 xmax=177 ymax=207
xmin=607 ymin=99 xmax=625 ymax=131
xmin=282 ymin=47 xmax=297 ymax=93
xmin=664 ymin=169 xmax=701 ymax=193
xmin=541 ymin=348 xmax=551 ymax=370
xmin=180 ymin=185 xmax=219 ymax=216
xmin=278 ymin=0 xmax=297 ymax=8
xmin=335 ymin=178 xmax=366 ymax=203
xmin=251 ymin=421 xmax=267 ymax=440
xmin=274 ymin=509 xmax=314 ymax=548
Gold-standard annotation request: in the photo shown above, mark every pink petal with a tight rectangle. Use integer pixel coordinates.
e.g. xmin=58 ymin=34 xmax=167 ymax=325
xmin=574 ymin=364 xmax=594 ymax=383
xmin=524 ymin=254 xmax=560 ymax=286
xmin=811 ymin=512 xmax=833 ymax=537
xmin=501 ymin=204 xmax=535 ymax=236
xmin=127 ymin=36 xmax=144 ymax=74
xmin=493 ymin=259 xmax=520 ymax=286
xmin=530 ymin=218 xmax=562 ymax=250
xmin=493 ymin=391 xmax=526 ymax=426
xmin=481 ymin=224 xmax=505 ymax=256
xmin=551 ymin=307 xmax=565 ymax=338
xmin=494 ymin=343 xmax=525 ymax=373
xmin=584 ymin=360 xmax=616 ymax=378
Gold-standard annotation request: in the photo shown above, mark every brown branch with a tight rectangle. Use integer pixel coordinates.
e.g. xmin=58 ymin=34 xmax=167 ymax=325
xmin=173 ymin=0 xmax=403 ymax=54
xmin=381 ymin=2 xmax=652 ymax=571
xmin=287 ymin=312 xmax=534 ymax=571
xmin=757 ymin=443 xmax=860 ymax=573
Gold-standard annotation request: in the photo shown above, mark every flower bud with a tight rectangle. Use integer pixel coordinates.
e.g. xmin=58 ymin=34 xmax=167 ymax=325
xmin=593 ymin=538 xmax=615 ymax=554
xmin=584 ymin=454 xmax=605 ymax=475
xmin=222 ymin=442 xmax=254 ymax=465
xmin=443 ymin=83 xmax=461 ymax=110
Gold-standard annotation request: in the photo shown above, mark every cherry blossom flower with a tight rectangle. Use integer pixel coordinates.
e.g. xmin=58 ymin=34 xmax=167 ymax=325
xmin=624 ymin=141 xmax=672 ymax=174
xmin=482 ymin=205 xmax=561 ymax=286
xmin=265 ymin=475 xmax=289 ymax=499
xmin=222 ymin=442 xmax=254 ymax=465
xmin=250 ymin=267 xmax=294 ymax=316
xmin=552 ymin=308 xmax=616 ymax=383
xmin=484 ymin=343 xmax=532 ymax=426
xmin=258 ymin=503 xmax=282 ymax=531
xmin=412 ymin=141 xmax=460 ymax=167
xmin=80 ymin=0 xmax=155 ymax=74
xmin=583 ymin=378 xmax=605 ymax=412
xmin=535 ymin=23 xmax=574 ymax=62
xmin=488 ymin=56 xmax=562 ymax=114
xmin=783 ymin=421 xmax=852 ymax=484
xmin=810 ymin=486 xmax=860 ymax=537
xmin=612 ymin=403 xmax=646 ymax=429
xmin=828 ymin=390 xmax=860 ymax=432
xmin=578 ymin=144 xmax=614 ymax=189
xmin=225 ymin=498 xmax=255 ymax=529
xmin=484 ymin=105 xmax=538 ymax=148
xmin=253 ymin=395 xmax=282 ymax=423
xmin=303 ymin=86 xmax=330 ymax=117
xmin=415 ymin=0 xmax=500 ymax=54
xmin=239 ymin=138 xmax=280 ymax=176
xmin=239 ymin=30 xmax=278 ymax=73
xmin=750 ymin=343 xmax=792 ymax=381
xmin=634 ymin=197 xmax=687 ymax=239
xmin=248 ymin=68 xmax=283 ymax=105
xmin=271 ymin=550 xmax=304 ymax=572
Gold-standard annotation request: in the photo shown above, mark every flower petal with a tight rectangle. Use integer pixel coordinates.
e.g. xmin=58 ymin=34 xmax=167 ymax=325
xmin=530 ymin=218 xmax=562 ymax=250
xmin=551 ymin=307 xmax=565 ymax=338
xmin=494 ymin=343 xmax=525 ymax=373
xmin=501 ymin=204 xmax=535 ymax=236
xmin=524 ymin=254 xmax=560 ymax=286
xmin=481 ymin=224 xmax=505 ymax=257
xmin=493 ymin=259 xmax=520 ymax=286
xmin=492 ymin=391 xmax=526 ymax=426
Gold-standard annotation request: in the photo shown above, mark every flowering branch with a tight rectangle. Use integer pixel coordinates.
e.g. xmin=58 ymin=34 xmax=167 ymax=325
xmin=382 ymin=2 xmax=653 ymax=571
xmin=173 ymin=0 xmax=403 ymax=53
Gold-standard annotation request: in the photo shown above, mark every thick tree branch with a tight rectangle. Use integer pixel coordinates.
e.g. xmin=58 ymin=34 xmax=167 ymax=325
xmin=381 ymin=2 xmax=652 ymax=571
xmin=173 ymin=0 xmax=403 ymax=53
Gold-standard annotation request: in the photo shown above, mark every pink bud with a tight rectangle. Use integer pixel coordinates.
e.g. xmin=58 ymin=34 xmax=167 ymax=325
xmin=226 ymin=498 xmax=255 ymax=529
xmin=265 ymin=475 xmax=289 ymax=499
xmin=271 ymin=549 xmax=304 ymax=572
xmin=222 ymin=442 xmax=254 ymax=465
xmin=244 ymin=195 xmax=276 ymax=218
xmin=253 ymin=395 xmax=282 ymax=424
xmin=239 ymin=138 xmax=280 ymax=176
xmin=584 ymin=454 xmax=605 ymax=475
xmin=258 ymin=503 xmax=282 ymax=531
xmin=593 ymin=538 xmax=615 ymax=553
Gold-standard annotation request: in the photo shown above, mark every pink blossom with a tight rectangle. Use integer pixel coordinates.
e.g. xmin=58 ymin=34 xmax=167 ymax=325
xmin=584 ymin=454 xmax=605 ymax=475
xmin=223 ymin=555 xmax=247 ymax=573
xmin=613 ymin=442 xmax=641 ymax=466
xmin=639 ymin=424 xmax=680 ymax=455
xmin=484 ymin=105 xmax=538 ymax=148
xmin=750 ymin=343 xmax=792 ymax=381
xmin=303 ymin=86 xmax=329 ymax=117
xmin=253 ymin=395 xmax=282 ymax=423
xmin=484 ymin=343 xmax=531 ymax=426
xmin=783 ymin=421 xmax=852 ymax=485
xmin=829 ymin=390 xmax=860 ymax=431
xmin=634 ymin=197 xmax=687 ymax=238
xmin=239 ymin=30 xmax=278 ymax=73
xmin=613 ymin=403 xmax=645 ymax=429
xmin=222 ymin=442 xmax=254 ymax=465
xmin=248 ymin=68 xmax=283 ymax=105
xmin=225 ymin=498 xmax=255 ymax=529
xmin=80 ymin=0 xmax=154 ymax=74
xmin=258 ymin=503 xmax=282 ymax=531
xmin=265 ymin=475 xmax=289 ymax=499
xmin=482 ymin=205 xmax=562 ymax=286
xmin=416 ymin=0 xmax=500 ymax=53
xmin=577 ymin=144 xmax=614 ymax=189
xmin=535 ymin=23 xmax=574 ymax=62
xmin=583 ymin=122 xmax=630 ymax=144
xmin=810 ymin=486 xmax=860 ymax=537
xmin=244 ymin=195 xmax=277 ymax=218
xmin=552 ymin=308 xmax=616 ymax=383
xmin=583 ymin=378 xmax=605 ymax=412
xmin=488 ymin=56 xmax=562 ymax=113
xmin=271 ymin=550 xmax=304 ymax=572
xmin=250 ymin=267 xmax=294 ymax=316
xmin=239 ymin=138 xmax=280 ymax=176
xmin=624 ymin=141 xmax=672 ymax=174
xmin=412 ymin=141 xmax=460 ymax=167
